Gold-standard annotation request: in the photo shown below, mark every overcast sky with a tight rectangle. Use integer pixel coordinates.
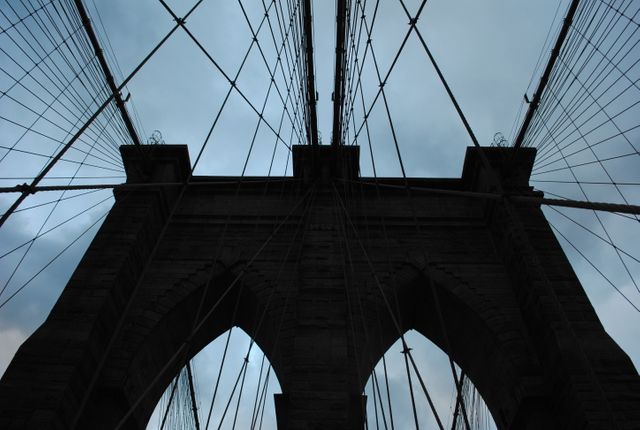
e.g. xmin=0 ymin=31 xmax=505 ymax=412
xmin=1 ymin=0 xmax=638 ymax=428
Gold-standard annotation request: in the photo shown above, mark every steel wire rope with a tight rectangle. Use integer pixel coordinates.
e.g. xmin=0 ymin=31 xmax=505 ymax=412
xmin=546 ymin=205 xmax=640 ymax=264
xmin=549 ymin=221 xmax=640 ymax=313
xmin=371 ymin=369 xmax=389 ymax=429
xmin=0 ymin=103 xmax=121 ymax=302
xmin=530 ymin=22 xmax=640 ymax=154
xmin=132 ymin=14 xmax=312 ymax=418
xmin=259 ymin=0 xmax=308 ymax=146
xmin=207 ymin=182 xmax=318 ymax=428
xmin=186 ymin=361 xmax=202 ymax=429
xmin=532 ymin=89 xmax=640 ymax=168
xmin=2 ymin=0 xmax=131 ymax=151
xmin=254 ymin=366 xmax=272 ymax=430
xmin=247 ymin=352 xmax=267 ymax=429
xmin=8 ymin=188 xmax=104 ymax=214
xmin=281 ymin=0 xmax=308 ymax=141
xmin=109 ymin=45 xmax=313 ymax=421
xmin=111 ymin=184 xmax=317 ymax=430
xmin=344 ymin=9 xmax=418 ymax=145
xmin=0 ymin=189 xmax=111 ymax=260
xmin=0 ymin=194 xmax=113 ymax=310
xmin=202 ymin=297 xmax=241 ymax=429
xmin=332 ymin=182 xmax=456 ymax=430
xmin=533 ymin=179 xmax=640 ymax=186
xmin=0 ymin=25 xmax=131 ymax=157
xmin=335 ymin=168 xmax=393 ymax=426
xmin=530 ymin=9 xmax=640 ymax=160
xmin=530 ymin=8 xmax=640 ymax=162
xmin=531 ymin=76 xmax=639 ymax=226
xmin=41 ymin=0 xmax=135 ymax=147
xmin=86 ymin=0 xmax=148 ymax=140
xmin=521 ymin=0 xmax=610 ymax=143
xmin=332 ymin=181 xmax=371 ymax=420
xmin=0 ymin=87 xmax=125 ymax=167
xmin=0 ymin=0 xmax=208 ymax=229
xmin=506 ymin=0 xmax=568 ymax=145
xmin=533 ymin=106 xmax=640 ymax=297
xmin=357 ymin=1 xmax=481 ymax=425
xmin=0 ymin=80 xmax=123 ymax=169
xmin=157 ymin=0 xmax=296 ymax=153
xmin=0 ymin=3 xmax=101 ymax=115
xmin=212 ymin=354 xmax=249 ymax=430
xmin=340 ymin=0 xmax=363 ymax=143
xmin=249 ymin=362 xmax=270 ymax=430
xmin=522 ymin=0 xmax=621 ymax=150
xmin=0 ymin=123 xmax=124 ymax=170
xmin=532 ymin=68 xmax=640 ymax=167
xmin=347 ymin=4 xmax=454 ymax=425
xmin=532 ymin=187 xmax=639 ymax=221
xmin=237 ymin=0 xmax=308 ymax=146
xmin=525 ymin=0 xmax=639 ymax=155
xmin=598 ymin=0 xmax=640 ymax=26
xmin=533 ymin=149 xmax=639 ymax=176
xmin=341 ymin=0 xmax=376 ymax=146
xmin=0 ymin=0 xmax=53 ymax=36
xmin=0 ymin=28 xmax=125 ymax=163
xmin=67 ymin=0 xmax=141 ymax=145
xmin=229 ymin=353 xmax=250 ymax=430
xmin=158 ymin=374 xmax=180 ymax=429
xmin=266 ymin=0 xmax=308 ymax=143
xmin=235 ymin=0 xmax=307 ymax=166
xmin=0 ymin=144 xmax=123 ymax=173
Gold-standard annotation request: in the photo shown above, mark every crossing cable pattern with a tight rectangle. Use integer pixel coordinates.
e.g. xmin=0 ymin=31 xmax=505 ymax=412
xmin=1 ymin=1 xmax=639 ymax=429
xmin=0 ymin=0 xmax=144 ymax=229
xmin=508 ymin=0 xmax=640 ymax=311
xmin=0 ymin=0 xmax=311 ymax=312
xmin=0 ymin=3 xmax=314 ymax=426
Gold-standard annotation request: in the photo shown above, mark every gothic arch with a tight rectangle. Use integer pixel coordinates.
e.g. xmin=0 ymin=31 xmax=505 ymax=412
xmin=77 ymin=263 xmax=286 ymax=429
xmin=358 ymin=262 xmax=550 ymax=429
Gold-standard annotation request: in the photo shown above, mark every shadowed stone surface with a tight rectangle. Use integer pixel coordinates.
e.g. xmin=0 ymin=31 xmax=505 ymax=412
xmin=0 ymin=144 xmax=638 ymax=429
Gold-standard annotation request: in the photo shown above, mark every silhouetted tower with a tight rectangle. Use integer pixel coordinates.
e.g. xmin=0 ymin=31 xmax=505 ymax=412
xmin=0 ymin=0 xmax=639 ymax=428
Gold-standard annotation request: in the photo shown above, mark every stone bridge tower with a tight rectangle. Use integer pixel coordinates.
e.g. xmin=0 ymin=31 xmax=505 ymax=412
xmin=0 ymin=144 xmax=638 ymax=429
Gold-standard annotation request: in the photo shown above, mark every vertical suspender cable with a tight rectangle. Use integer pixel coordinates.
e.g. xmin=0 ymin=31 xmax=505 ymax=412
xmin=332 ymin=0 xmax=348 ymax=146
xmin=513 ymin=0 xmax=581 ymax=148
xmin=74 ymin=0 xmax=142 ymax=146
xmin=302 ymin=0 xmax=319 ymax=146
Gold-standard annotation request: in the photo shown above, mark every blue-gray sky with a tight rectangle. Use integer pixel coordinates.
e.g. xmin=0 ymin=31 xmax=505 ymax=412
xmin=1 ymin=0 xmax=638 ymax=428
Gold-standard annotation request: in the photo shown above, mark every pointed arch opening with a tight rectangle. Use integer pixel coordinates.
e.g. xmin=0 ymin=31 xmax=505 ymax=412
xmin=363 ymin=330 xmax=497 ymax=429
xmin=146 ymin=327 xmax=282 ymax=430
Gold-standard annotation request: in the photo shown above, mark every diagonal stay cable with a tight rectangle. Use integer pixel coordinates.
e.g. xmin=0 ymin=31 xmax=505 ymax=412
xmin=331 ymin=182 xmax=447 ymax=430
xmin=0 ymin=200 xmax=112 ymax=311
xmin=207 ymin=179 xmax=318 ymax=428
xmin=157 ymin=0 xmax=293 ymax=152
xmin=0 ymin=0 xmax=208 ymax=229
xmin=346 ymin=1 xmax=427 ymax=146
xmin=549 ymin=221 xmax=640 ymax=312
xmin=0 ymin=0 xmax=53 ymax=36
xmin=546 ymin=205 xmax=640 ymax=264
xmin=236 ymin=0 xmax=307 ymax=145
xmin=0 ymin=104 xmax=120 ymax=302
xmin=111 ymin=184 xmax=315 ymax=429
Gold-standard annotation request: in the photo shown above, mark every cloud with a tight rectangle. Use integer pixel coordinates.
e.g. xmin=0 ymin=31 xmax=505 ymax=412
xmin=1 ymin=0 xmax=637 ymax=428
xmin=0 ymin=326 xmax=26 ymax=376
